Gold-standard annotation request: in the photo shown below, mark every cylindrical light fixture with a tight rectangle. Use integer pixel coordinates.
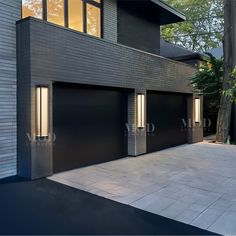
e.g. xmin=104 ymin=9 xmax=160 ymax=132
xmin=36 ymin=86 xmax=49 ymax=138
xmin=195 ymin=98 xmax=201 ymax=123
xmin=137 ymin=94 xmax=145 ymax=128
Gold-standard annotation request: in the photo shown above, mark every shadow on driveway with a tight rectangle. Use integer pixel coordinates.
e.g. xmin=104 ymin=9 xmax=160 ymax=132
xmin=0 ymin=176 xmax=216 ymax=235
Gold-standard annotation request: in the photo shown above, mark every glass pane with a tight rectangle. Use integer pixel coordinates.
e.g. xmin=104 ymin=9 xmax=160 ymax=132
xmin=47 ymin=0 xmax=65 ymax=26
xmin=22 ymin=0 xmax=43 ymax=19
xmin=86 ymin=4 xmax=101 ymax=38
xmin=68 ymin=0 xmax=83 ymax=32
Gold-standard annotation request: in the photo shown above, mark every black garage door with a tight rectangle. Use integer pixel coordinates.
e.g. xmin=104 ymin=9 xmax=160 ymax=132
xmin=53 ymin=83 xmax=128 ymax=173
xmin=147 ymin=92 xmax=188 ymax=153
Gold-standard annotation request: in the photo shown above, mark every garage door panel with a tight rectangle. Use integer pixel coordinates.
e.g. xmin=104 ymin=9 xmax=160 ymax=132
xmin=147 ymin=92 xmax=188 ymax=153
xmin=53 ymin=84 xmax=128 ymax=173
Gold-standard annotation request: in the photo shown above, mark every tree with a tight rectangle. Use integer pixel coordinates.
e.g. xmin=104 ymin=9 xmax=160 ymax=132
xmin=191 ymin=54 xmax=223 ymax=98
xmin=191 ymin=54 xmax=223 ymax=135
xmin=161 ymin=0 xmax=224 ymax=52
xmin=224 ymin=66 xmax=236 ymax=102
xmin=216 ymin=0 xmax=236 ymax=143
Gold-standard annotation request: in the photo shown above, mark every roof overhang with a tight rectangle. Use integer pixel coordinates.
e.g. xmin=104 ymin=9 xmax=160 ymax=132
xmin=171 ymin=53 xmax=209 ymax=61
xmin=150 ymin=0 xmax=186 ymax=25
xmin=117 ymin=0 xmax=186 ymax=25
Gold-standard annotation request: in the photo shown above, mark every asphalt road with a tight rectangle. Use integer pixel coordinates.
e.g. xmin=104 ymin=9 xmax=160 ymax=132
xmin=0 ymin=176 xmax=216 ymax=235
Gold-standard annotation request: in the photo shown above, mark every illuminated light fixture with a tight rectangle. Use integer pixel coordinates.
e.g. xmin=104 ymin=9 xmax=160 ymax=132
xmin=195 ymin=98 xmax=201 ymax=123
xmin=137 ymin=94 xmax=145 ymax=128
xmin=36 ymin=86 xmax=49 ymax=138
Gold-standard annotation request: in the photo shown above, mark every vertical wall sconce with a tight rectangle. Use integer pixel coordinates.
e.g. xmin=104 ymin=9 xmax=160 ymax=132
xmin=195 ymin=98 xmax=201 ymax=123
xmin=137 ymin=94 xmax=145 ymax=128
xmin=36 ymin=86 xmax=49 ymax=138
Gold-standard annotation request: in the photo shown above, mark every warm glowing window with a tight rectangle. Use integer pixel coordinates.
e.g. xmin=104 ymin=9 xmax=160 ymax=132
xmin=68 ymin=0 xmax=83 ymax=32
xmin=21 ymin=0 xmax=102 ymax=38
xmin=47 ymin=0 xmax=65 ymax=26
xmin=22 ymin=0 xmax=43 ymax=19
xmin=86 ymin=3 xmax=101 ymax=38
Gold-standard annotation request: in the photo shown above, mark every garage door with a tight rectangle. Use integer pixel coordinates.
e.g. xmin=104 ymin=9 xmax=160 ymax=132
xmin=147 ymin=92 xmax=188 ymax=153
xmin=53 ymin=83 xmax=128 ymax=173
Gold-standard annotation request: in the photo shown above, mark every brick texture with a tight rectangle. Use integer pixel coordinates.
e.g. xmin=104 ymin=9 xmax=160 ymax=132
xmin=17 ymin=18 xmax=197 ymax=179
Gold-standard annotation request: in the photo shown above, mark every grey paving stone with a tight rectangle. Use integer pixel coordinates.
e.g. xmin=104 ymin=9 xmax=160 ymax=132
xmin=49 ymin=143 xmax=236 ymax=235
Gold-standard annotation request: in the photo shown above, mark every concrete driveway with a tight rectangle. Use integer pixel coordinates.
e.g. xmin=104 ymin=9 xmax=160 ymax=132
xmin=49 ymin=143 xmax=236 ymax=235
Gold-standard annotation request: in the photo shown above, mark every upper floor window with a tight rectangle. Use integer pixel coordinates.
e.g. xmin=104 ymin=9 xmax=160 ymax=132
xmin=68 ymin=0 xmax=83 ymax=31
xmin=47 ymin=0 xmax=65 ymax=26
xmin=22 ymin=0 xmax=102 ymax=38
xmin=22 ymin=0 xmax=43 ymax=19
xmin=87 ymin=3 xmax=101 ymax=38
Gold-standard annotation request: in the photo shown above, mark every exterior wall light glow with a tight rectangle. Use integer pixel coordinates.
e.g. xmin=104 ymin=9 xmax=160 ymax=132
xmin=36 ymin=86 xmax=49 ymax=138
xmin=195 ymin=98 xmax=201 ymax=123
xmin=137 ymin=94 xmax=145 ymax=128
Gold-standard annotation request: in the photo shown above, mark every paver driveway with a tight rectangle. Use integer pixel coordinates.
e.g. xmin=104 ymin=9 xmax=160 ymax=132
xmin=49 ymin=143 xmax=236 ymax=235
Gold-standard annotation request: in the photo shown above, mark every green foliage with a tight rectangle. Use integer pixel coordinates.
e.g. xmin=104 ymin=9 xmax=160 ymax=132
xmin=191 ymin=54 xmax=223 ymax=112
xmin=224 ymin=67 xmax=236 ymax=102
xmin=191 ymin=54 xmax=223 ymax=96
xmin=161 ymin=0 xmax=224 ymax=52
xmin=232 ymin=67 xmax=236 ymax=78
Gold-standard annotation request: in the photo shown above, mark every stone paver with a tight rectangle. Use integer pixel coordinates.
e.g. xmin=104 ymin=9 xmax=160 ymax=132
xmin=49 ymin=143 xmax=236 ymax=235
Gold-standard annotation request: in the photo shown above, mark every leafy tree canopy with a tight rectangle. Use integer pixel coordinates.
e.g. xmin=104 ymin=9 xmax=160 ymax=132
xmin=161 ymin=0 xmax=224 ymax=52
xmin=191 ymin=54 xmax=223 ymax=113
xmin=191 ymin=54 xmax=223 ymax=96
xmin=224 ymin=66 xmax=236 ymax=102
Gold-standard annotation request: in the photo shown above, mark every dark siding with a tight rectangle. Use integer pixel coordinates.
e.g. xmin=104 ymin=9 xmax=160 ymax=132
xmin=17 ymin=20 xmax=32 ymax=178
xmin=117 ymin=1 xmax=160 ymax=55
xmin=0 ymin=0 xmax=21 ymax=179
xmin=103 ymin=0 xmax=117 ymax=42
xmin=25 ymin=18 xmax=193 ymax=93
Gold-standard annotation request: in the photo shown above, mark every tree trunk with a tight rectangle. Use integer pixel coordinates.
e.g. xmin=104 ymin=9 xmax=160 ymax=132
xmin=216 ymin=0 xmax=236 ymax=143
xmin=216 ymin=96 xmax=232 ymax=142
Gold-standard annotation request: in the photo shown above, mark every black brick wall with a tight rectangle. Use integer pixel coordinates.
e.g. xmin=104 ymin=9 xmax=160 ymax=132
xmin=24 ymin=18 xmax=195 ymax=93
xmin=17 ymin=18 xmax=199 ymax=179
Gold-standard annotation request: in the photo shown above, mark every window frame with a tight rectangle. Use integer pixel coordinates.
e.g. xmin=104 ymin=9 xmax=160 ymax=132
xmin=84 ymin=1 xmax=102 ymax=37
xmin=21 ymin=0 xmax=103 ymax=38
xmin=21 ymin=0 xmax=44 ymax=20
xmin=46 ymin=0 xmax=66 ymax=27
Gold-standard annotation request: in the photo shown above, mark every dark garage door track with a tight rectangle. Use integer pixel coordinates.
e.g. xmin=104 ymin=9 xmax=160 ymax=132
xmin=0 ymin=176 xmax=215 ymax=235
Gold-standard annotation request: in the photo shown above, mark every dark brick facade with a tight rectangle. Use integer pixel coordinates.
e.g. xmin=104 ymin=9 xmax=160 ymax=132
xmin=17 ymin=18 xmax=203 ymax=179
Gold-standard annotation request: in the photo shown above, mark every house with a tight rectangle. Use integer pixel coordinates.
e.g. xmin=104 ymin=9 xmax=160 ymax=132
xmin=160 ymin=38 xmax=208 ymax=67
xmin=0 ymin=0 xmax=203 ymax=180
